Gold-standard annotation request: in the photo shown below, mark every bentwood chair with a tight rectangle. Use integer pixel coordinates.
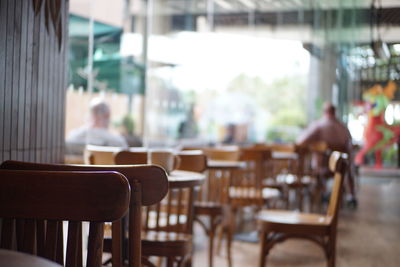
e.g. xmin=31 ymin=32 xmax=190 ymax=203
xmin=227 ymin=148 xmax=281 ymax=244
xmin=295 ymin=142 xmax=330 ymax=212
xmin=257 ymin=151 xmax=347 ymax=267
xmin=141 ymin=171 xmax=203 ymax=267
xmin=264 ymin=142 xmax=327 ymax=211
xmin=1 ymin=161 xmax=169 ymax=267
xmin=198 ymin=147 xmax=242 ymax=267
xmin=0 ymin=169 xmax=130 ymax=267
xmin=114 ymin=150 xmax=204 ymax=267
xmin=175 ymin=151 xmax=218 ymax=266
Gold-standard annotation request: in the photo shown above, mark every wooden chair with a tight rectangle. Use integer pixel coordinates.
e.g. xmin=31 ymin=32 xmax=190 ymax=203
xmin=266 ymin=142 xmax=328 ymax=211
xmin=1 ymin=160 xmax=169 ymax=267
xmin=176 ymin=150 xmax=222 ymax=267
xmin=250 ymin=145 xmax=290 ymax=208
xmin=196 ymin=147 xmax=243 ymax=267
xmin=0 ymin=169 xmax=130 ymax=267
xmin=141 ymin=171 xmax=203 ymax=267
xmin=227 ymin=148 xmax=281 ymax=242
xmin=257 ymin=151 xmax=347 ymax=267
xmin=115 ymin=150 xmax=204 ymax=267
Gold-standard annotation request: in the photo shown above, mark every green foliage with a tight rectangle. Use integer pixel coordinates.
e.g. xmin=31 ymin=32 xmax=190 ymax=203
xmin=265 ymin=127 xmax=299 ymax=143
xmin=114 ymin=114 xmax=135 ymax=135
xmin=226 ymin=73 xmax=307 ymax=142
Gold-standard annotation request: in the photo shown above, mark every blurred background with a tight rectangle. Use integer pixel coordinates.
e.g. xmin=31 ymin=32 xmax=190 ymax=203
xmin=65 ymin=0 xmax=400 ymax=167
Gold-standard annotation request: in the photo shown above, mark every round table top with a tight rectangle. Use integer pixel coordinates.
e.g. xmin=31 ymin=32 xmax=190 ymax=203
xmin=0 ymin=249 xmax=62 ymax=267
xmin=168 ymin=170 xmax=205 ymax=187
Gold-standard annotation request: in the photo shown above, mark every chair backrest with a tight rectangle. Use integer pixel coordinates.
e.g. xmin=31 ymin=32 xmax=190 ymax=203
xmin=1 ymin=160 xmax=169 ymax=267
xmin=114 ymin=151 xmax=148 ymax=165
xmin=326 ymin=152 xmax=347 ymax=220
xmin=176 ymin=150 xmax=209 ymax=203
xmin=143 ymin=173 xmax=202 ymax=235
xmin=203 ymin=147 xmax=240 ymax=161
xmin=227 ymin=148 xmax=269 ymax=206
xmin=84 ymin=145 xmax=122 ymax=165
xmin=294 ymin=142 xmax=330 ymax=178
xmin=0 ymin=169 xmax=130 ymax=267
xmin=176 ymin=150 xmax=207 ymax=173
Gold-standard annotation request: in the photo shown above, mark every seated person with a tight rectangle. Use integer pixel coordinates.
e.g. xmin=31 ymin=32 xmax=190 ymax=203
xmin=66 ymin=98 xmax=127 ymax=155
xmin=297 ymin=102 xmax=357 ymax=206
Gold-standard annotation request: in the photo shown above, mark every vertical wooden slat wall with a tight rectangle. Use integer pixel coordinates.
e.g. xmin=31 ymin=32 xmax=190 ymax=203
xmin=0 ymin=0 xmax=69 ymax=164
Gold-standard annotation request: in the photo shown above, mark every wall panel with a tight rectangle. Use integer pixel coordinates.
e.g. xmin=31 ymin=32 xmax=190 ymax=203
xmin=0 ymin=0 xmax=69 ymax=163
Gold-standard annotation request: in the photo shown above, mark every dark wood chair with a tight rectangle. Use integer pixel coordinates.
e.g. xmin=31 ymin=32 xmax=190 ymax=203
xmin=257 ymin=151 xmax=347 ymax=267
xmin=0 ymin=169 xmax=130 ymax=267
xmin=1 ymin=160 xmax=169 ymax=267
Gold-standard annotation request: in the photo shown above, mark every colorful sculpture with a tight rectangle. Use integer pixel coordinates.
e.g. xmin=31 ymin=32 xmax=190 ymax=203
xmin=355 ymin=81 xmax=400 ymax=168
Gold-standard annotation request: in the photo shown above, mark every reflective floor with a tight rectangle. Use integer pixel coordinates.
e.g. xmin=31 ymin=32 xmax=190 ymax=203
xmin=193 ymin=174 xmax=400 ymax=267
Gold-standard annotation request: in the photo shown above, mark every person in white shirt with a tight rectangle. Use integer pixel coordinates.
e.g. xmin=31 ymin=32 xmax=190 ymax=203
xmin=66 ymin=98 xmax=127 ymax=154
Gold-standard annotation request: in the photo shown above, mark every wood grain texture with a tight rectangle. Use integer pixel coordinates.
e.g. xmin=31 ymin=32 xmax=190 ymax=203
xmin=0 ymin=0 xmax=68 ymax=164
xmin=0 ymin=169 xmax=130 ymax=266
xmin=0 ymin=0 xmax=8 ymax=162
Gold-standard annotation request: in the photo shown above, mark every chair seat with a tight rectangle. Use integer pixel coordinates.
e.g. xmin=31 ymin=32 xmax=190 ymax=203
xmin=194 ymin=201 xmax=223 ymax=216
xmin=258 ymin=210 xmax=332 ymax=235
xmin=142 ymin=231 xmax=192 ymax=256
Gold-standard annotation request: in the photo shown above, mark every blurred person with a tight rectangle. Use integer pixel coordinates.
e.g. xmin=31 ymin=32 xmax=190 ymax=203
xmin=297 ymin=102 xmax=357 ymax=206
xmin=222 ymin=123 xmax=236 ymax=144
xmin=178 ymin=105 xmax=198 ymax=139
xmin=119 ymin=114 xmax=143 ymax=147
xmin=66 ymin=98 xmax=127 ymax=154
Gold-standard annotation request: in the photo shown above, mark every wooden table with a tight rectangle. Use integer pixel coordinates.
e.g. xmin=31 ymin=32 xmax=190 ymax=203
xmin=0 ymin=249 xmax=62 ymax=267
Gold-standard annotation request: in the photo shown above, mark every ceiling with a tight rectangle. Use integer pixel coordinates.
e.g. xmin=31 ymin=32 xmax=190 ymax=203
xmin=148 ymin=0 xmax=400 ymax=44
xmin=154 ymin=0 xmax=400 ymax=15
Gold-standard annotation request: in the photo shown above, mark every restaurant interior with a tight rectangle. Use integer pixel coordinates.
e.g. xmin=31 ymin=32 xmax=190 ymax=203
xmin=0 ymin=0 xmax=399 ymax=266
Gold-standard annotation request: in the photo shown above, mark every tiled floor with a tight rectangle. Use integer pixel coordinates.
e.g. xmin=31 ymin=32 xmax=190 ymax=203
xmin=192 ymin=175 xmax=400 ymax=267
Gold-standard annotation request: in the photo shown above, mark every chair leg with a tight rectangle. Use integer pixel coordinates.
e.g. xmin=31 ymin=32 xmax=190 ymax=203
xmin=215 ymin=224 xmax=224 ymax=255
xmin=258 ymin=230 xmax=268 ymax=267
xmin=208 ymin=216 xmax=216 ymax=267
xmin=298 ymin=188 xmax=303 ymax=211
xmin=181 ymin=255 xmax=192 ymax=267
xmin=328 ymin=254 xmax=335 ymax=267
xmin=167 ymin=257 xmax=175 ymax=267
xmin=326 ymin=233 xmax=336 ymax=267
xmin=226 ymin=225 xmax=232 ymax=267
xmin=284 ymin=188 xmax=289 ymax=209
